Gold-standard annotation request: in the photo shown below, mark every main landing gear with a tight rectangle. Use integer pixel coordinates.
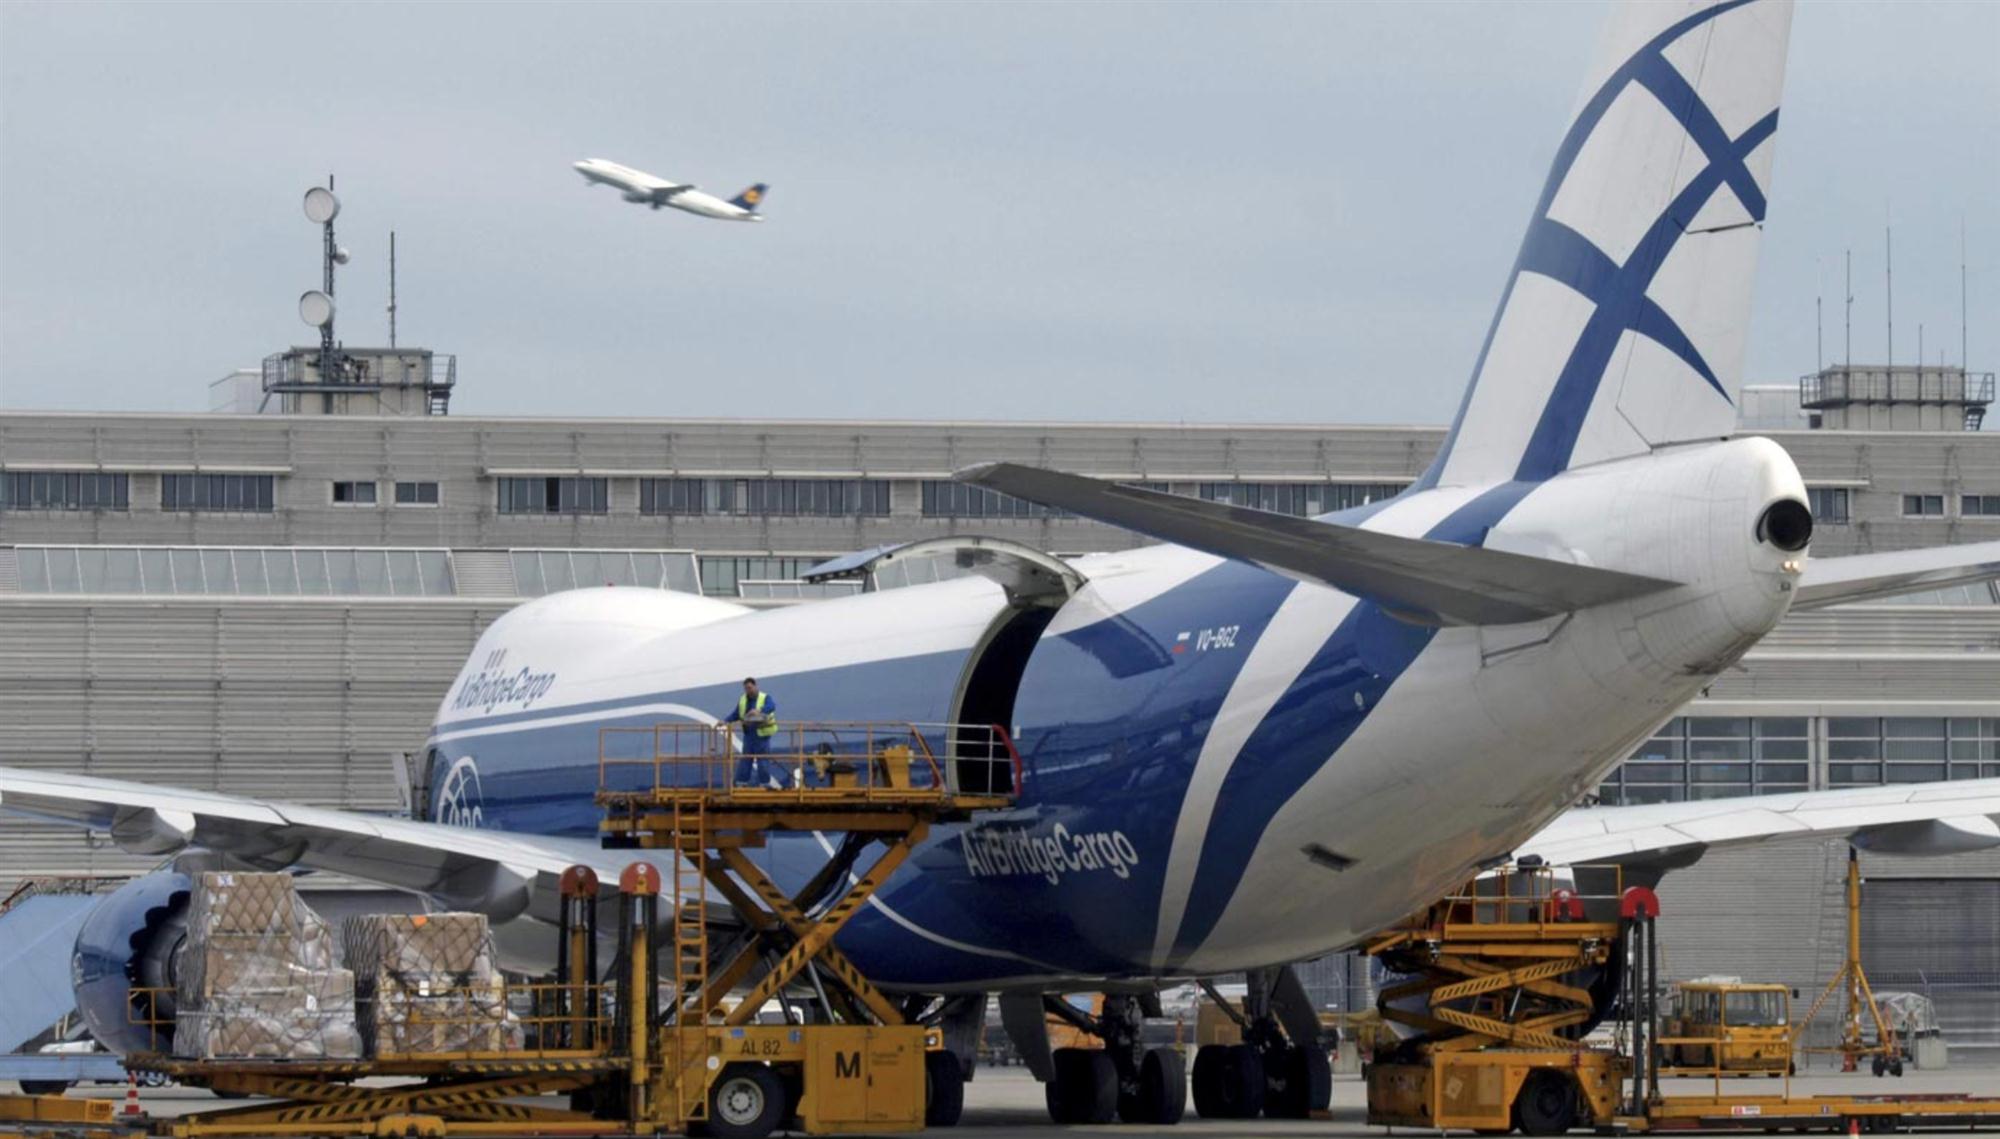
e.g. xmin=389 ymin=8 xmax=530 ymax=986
xmin=1042 ymin=994 xmax=1187 ymax=1125
xmin=1191 ymin=967 xmax=1332 ymax=1120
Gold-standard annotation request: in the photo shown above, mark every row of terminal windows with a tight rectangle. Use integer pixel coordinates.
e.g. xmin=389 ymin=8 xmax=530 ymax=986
xmin=1597 ymin=716 xmax=2000 ymax=804
xmin=1195 ymin=482 xmax=1405 ymax=515
xmin=333 ymin=480 xmax=440 ymax=506
xmin=1904 ymin=493 xmax=2000 ymax=518
xmin=497 ymin=477 xmax=610 ymax=515
xmin=1809 ymin=487 xmax=2000 ymax=523
xmin=1 ymin=472 xmax=130 ymax=511
xmin=638 ymin=478 xmax=892 ymax=517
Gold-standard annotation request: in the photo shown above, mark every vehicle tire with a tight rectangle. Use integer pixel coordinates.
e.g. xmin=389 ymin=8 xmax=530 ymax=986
xmin=18 ymin=1080 xmax=68 ymax=1097
xmin=137 ymin=1070 xmax=172 ymax=1089
xmin=1513 ymin=1070 xmax=1579 ymax=1136
xmin=1889 ymin=1058 xmax=1903 ymax=1077
xmin=1118 ymin=1046 xmax=1186 ymax=1124
xmin=707 ymin=1063 xmax=785 ymax=1139
xmin=1045 ymin=1048 xmax=1117 ymax=1125
xmin=925 ymin=1049 xmax=965 ymax=1127
xmin=1870 ymin=1055 xmax=1886 ymax=1077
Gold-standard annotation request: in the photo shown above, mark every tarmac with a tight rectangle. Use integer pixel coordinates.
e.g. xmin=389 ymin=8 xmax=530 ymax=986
xmin=21 ymin=1066 xmax=1999 ymax=1137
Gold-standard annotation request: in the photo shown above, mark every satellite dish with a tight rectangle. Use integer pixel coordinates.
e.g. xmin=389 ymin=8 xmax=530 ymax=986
xmin=299 ymin=290 xmax=335 ymax=328
xmin=303 ymin=187 xmax=340 ymax=224
xmin=333 ymin=246 xmax=351 ymax=265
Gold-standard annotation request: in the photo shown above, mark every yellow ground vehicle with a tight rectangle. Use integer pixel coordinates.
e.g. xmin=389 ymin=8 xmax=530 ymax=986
xmin=1662 ymin=980 xmax=1793 ymax=1075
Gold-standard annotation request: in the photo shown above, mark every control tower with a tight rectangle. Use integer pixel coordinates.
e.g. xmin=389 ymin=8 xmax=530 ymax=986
xmin=1798 ymin=364 xmax=1992 ymax=432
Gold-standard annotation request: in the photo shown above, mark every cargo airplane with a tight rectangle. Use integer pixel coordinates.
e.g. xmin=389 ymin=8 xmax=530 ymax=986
xmin=7 ymin=0 xmax=2000 ymax=1132
xmin=573 ymin=157 xmax=767 ymax=221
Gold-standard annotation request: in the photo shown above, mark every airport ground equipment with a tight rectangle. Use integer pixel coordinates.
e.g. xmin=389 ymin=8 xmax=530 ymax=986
xmin=1660 ymin=980 xmax=1794 ymax=1076
xmin=90 ymin=722 xmax=1015 ymax=1139
xmin=1361 ymin=866 xmax=2000 ymax=1134
xmin=1796 ymin=847 xmax=1903 ymax=1076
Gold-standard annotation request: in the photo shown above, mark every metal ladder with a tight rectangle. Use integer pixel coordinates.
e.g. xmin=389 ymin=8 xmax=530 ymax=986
xmin=669 ymin=795 xmax=710 ymax=1123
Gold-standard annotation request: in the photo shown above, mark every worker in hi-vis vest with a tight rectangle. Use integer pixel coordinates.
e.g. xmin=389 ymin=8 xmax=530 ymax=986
xmin=723 ymin=676 xmax=778 ymax=785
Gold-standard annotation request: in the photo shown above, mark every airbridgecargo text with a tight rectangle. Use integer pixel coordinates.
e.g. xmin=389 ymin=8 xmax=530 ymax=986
xmin=963 ymin=823 xmax=1140 ymax=885
xmin=451 ymin=650 xmax=557 ymax=714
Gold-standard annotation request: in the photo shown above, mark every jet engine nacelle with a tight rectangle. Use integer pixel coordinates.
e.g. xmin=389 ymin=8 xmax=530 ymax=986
xmin=622 ymin=189 xmax=651 ymax=204
xmin=72 ymin=870 xmax=193 ymax=1056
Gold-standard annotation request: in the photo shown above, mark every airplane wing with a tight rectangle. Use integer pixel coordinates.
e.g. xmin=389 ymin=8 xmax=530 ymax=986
xmin=1791 ymin=541 xmax=2000 ymax=609
xmin=1519 ymin=778 xmax=2000 ymax=867
xmin=0 ymin=766 xmax=621 ymax=925
xmin=955 ymin=462 xmax=1679 ymax=626
xmin=6 ymin=764 xmax=1999 ymax=942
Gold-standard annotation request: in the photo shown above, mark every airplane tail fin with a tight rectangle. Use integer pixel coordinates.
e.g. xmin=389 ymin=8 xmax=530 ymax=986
xmin=729 ymin=183 xmax=769 ymax=213
xmin=1421 ymin=0 xmax=1794 ymax=490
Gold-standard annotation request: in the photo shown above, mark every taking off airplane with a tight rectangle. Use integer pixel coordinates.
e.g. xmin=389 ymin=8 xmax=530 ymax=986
xmin=8 ymin=0 xmax=2000 ymax=1130
xmin=573 ymin=157 xmax=768 ymax=221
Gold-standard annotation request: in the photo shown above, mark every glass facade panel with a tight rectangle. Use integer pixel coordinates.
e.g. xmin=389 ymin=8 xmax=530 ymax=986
xmin=200 ymin=550 xmax=235 ymax=592
xmin=265 ymin=550 xmax=299 ymax=594
xmin=296 ymin=551 xmax=330 ymax=594
xmin=232 ymin=551 xmax=269 ymax=595
xmin=134 ymin=549 xmax=167 ymax=591
xmin=1829 ymin=762 xmax=1882 ymax=785
xmin=11 ymin=547 xmax=458 ymax=597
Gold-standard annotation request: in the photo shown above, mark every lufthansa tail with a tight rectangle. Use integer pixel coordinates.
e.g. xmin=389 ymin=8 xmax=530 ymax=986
xmin=1420 ymin=0 xmax=1794 ymax=490
xmin=728 ymin=183 xmax=770 ymax=214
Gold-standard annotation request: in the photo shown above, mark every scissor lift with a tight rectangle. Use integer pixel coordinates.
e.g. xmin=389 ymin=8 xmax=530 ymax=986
xmin=1361 ymin=865 xmax=2000 ymax=1135
xmin=594 ymin=720 xmax=1020 ymax=1134
xmin=102 ymin=721 xmax=1018 ymax=1139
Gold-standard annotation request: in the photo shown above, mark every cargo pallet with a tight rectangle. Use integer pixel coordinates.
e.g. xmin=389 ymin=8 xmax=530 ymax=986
xmin=1361 ymin=864 xmax=2000 ymax=1134
xmin=109 ymin=721 xmax=1019 ymax=1139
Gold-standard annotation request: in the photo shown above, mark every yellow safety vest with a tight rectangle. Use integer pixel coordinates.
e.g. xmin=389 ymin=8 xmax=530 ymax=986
xmin=738 ymin=692 xmax=778 ymax=737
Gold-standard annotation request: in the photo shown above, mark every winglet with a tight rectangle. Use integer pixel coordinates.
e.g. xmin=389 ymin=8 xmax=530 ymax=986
xmin=956 ymin=463 xmax=1680 ymax=626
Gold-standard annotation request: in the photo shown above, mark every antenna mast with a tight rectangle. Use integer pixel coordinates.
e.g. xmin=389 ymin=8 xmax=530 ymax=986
xmin=1885 ymin=223 xmax=1894 ymax=372
xmin=388 ymin=231 xmax=398 ymax=349
xmin=1844 ymin=249 xmax=1852 ymax=370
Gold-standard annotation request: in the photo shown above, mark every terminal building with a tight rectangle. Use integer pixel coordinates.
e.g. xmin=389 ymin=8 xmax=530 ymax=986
xmin=1 ymin=367 xmax=1996 ymax=1062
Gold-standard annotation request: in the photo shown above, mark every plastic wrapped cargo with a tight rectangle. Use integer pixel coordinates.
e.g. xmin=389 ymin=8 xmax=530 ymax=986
xmin=171 ymin=872 xmax=361 ymax=1060
xmin=343 ymin=913 xmax=522 ymax=1056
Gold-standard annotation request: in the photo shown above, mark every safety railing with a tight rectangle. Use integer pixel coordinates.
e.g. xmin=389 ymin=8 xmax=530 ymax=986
xmin=597 ymin=720 xmax=1022 ymax=804
xmin=1426 ymin=862 xmax=1627 ymax=933
xmin=1654 ymin=1027 xmax=1795 ymax=1097
xmin=127 ymin=981 xmax=616 ymax=1060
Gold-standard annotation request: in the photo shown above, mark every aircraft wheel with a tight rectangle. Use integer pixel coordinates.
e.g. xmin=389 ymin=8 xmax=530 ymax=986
xmin=1870 ymin=1055 xmax=1886 ymax=1077
xmin=1263 ymin=1043 xmax=1332 ymax=1118
xmin=1191 ymin=1042 xmax=1265 ymax=1119
xmin=707 ymin=1063 xmax=784 ymax=1139
xmin=1118 ymin=1046 xmax=1186 ymax=1124
xmin=924 ymin=1049 xmax=965 ymax=1127
xmin=1513 ymin=1070 xmax=1578 ymax=1136
xmin=1045 ymin=1048 xmax=1117 ymax=1125
xmin=1889 ymin=1058 xmax=1904 ymax=1077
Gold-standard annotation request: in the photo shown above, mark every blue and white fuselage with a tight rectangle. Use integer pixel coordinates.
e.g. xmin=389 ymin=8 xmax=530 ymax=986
xmin=426 ymin=438 xmax=1807 ymax=989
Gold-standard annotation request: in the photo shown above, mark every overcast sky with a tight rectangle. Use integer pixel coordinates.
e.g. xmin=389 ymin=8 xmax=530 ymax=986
xmin=1 ymin=1 xmax=1993 ymax=424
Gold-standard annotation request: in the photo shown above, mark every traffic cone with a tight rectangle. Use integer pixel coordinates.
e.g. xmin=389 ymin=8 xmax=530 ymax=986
xmin=1846 ymin=1116 xmax=1860 ymax=1137
xmin=121 ymin=1073 xmax=143 ymax=1118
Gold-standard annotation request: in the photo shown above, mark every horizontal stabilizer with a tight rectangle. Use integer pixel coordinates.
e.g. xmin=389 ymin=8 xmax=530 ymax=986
xmin=955 ymin=463 xmax=1679 ymax=626
xmin=1793 ymin=541 xmax=2000 ymax=609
